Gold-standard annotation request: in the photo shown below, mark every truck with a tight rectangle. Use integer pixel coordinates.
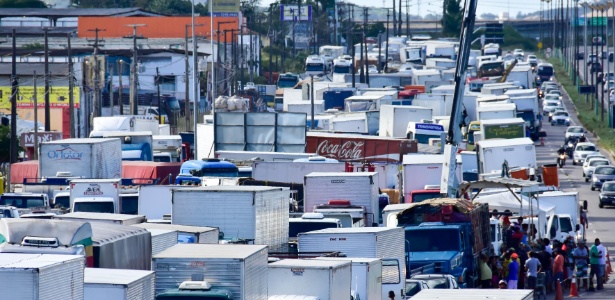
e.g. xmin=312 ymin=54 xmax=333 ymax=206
xmin=90 ymin=131 xmax=154 ymax=161
xmin=289 ymin=213 xmax=342 ymax=243
xmin=171 ymin=186 xmax=289 ymax=248
xmin=0 ymin=206 xmax=19 ymax=219
xmin=506 ymin=95 xmax=540 ymax=138
xmin=153 ymin=244 xmax=268 ymax=300
xmin=298 ymin=227 xmax=406 ymax=299
xmin=304 ymin=172 xmax=379 ymax=225
xmin=311 ymin=257 xmax=382 ymax=300
xmin=134 ymin=223 xmax=219 ymax=244
xmin=396 ymin=198 xmax=491 ymax=288
xmin=267 ymin=259 xmax=351 ymax=300
xmin=53 ymin=212 xmax=146 ymax=226
xmin=38 ymin=138 xmax=123 ymax=179
xmin=252 ymin=161 xmax=346 ymax=184
xmin=482 ymin=43 xmax=500 ymax=56
xmin=153 ymin=135 xmax=183 ymax=162
xmin=0 ymin=254 xmax=84 ymax=299
xmin=215 ymin=151 xmax=315 ymax=162
xmin=400 ymin=46 xmax=424 ymax=64
xmin=306 ymin=132 xmax=417 ymax=163
xmin=144 ymin=228 xmax=178 ymax=256
xmin=402 ymin=154 xmax=462 ymax=203
xmin=319 ymin=45 xmax=345 ymax=64
xmin=0 ymin=192 xmax=50 ymax=213
xmin=411 ymin=69 xmax=442 ymax=86
xmin=539 ymin=191 xmax=582 ymax=243
xmin=175 ymin=159 xmax=239 ymax=185
xmin=91 ymin=115 xmax=159 ymax=136
xmin=137 ymin=185 xmax=175 ymax=220
xmin=477 ymin=60 xmax=505 ymax=77
xmin=344 ymin=94 xmax=386 ymax=112
xmin=277 ymin=73 xmax=301 ymax=89
xmin=480 ymin=118 xmax=526 ymax=140
xmin=476 ymin=103 xmax=516 ymax=121
xmin=379 ymin=105 xmax=433 ymax=138
xmin=305 ymin=55 xmax=326 ymax=75
xmin=507 ymin=65 xmax=534 ymax=89
xmin=412 ymin=289 xmax=533 ymax=300
xmin=90 ymin=222 xmax=152 ymax=270
xmin=313 ymin=200 xmax=367 ymax=227
xmin=322 ymin=88 xmax=354 ymax=110
xmin=476 ymin=138 xmax=537 ymax=175
xmin=84 ymin=268 xmax=155 ymax=300
xmin=69 ymin=179 xmax=121 ymax=214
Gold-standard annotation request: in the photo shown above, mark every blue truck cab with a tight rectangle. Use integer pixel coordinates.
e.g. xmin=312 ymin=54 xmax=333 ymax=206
xmin=397 ymin=198 xmax=490 ymax=288
xmin=175 ymin=159 xmax=239 ymax=185
xmin=122 ymin=143 xmax=152 ymax=161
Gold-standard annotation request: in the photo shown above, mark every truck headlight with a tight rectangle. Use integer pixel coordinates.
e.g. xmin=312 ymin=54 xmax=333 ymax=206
xmin=451 ymin=255 xmax=462 ymax=269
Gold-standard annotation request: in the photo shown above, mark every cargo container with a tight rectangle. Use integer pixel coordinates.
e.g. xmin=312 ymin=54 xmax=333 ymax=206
xmin=39 ymin=138 xmax=122 ymax=179
xmin=53 ymin=212 xmax=146 ymax=226
xmin=133 ymin=223 xmax=219 ymax=244
xmin=153 ymin=244 xmax=268 ymax=300
xmin=0 ymin=254 xmax=84 ymax=300
xmin=306 ymin=132 xmax=417 ymax=163
xmin=476 ymin=138 xmax=537 ymax=175
xmin=304 ymin=172 xmax=379 ymax=225
xmin=171 ymin=186 xmax=289 ymax=248
xmin=84 ymin=268 xmax=155 ymax=300
xmin=252 ymin=161 xmax=346 ymax=184
xmin=298 ymin=227 xmax=406 ymax=299
xmin=137 ymin=185 xmax=174 ymax=220
xmin=90 ymin=222 xmax=152 ymax=270
xmin=144 ymin=228 xmax=177 ymax=256
xmin=476 ymin=103 xmax=516 ymax=121
xmin=89 ymin=131 xmax=154 ymax=161
xmin=379 ymin=105 xmax=433 ymax=138
xmin=268 ymin=259 xmax=351 ymax=300
xmin=311 ymin=257 xmax=382 ymax=300
xmin=91 ymin=115 xmax=159 ymax=135
xmin=401 ymin=154 xmax=462 ymax=203
xmin=215 ymin=150 xmax=315 ymax=162
xmin=121 ymin=161 xmax=181 ymax=186
xmin=480 ymin=118 xmax=526 ymax=140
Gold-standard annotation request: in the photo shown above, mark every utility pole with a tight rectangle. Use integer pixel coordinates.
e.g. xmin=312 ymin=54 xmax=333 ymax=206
xmin=33 ymin=72 xmax=38 ymax=160
xmin=185 ymin=23 xmax=203 ymax=130
xmin=385 ymin=9 xmax=391 ymax=72
xmin=43 ymin=27 xmax=51 ymax=131
xmin=216 ymin=21 xmax=232 ymax=102
xmin=393 ymin=0 xmax=396 ymax=36
xmin=88 ymin=28 xmax=105 ymax=118
xmin=67 ymin=33 xmax=75 ymax=138
xmin=224 ymin=29 xmax=229 ymax=92
xmin=268 ymin=4 xmax=274 ymax=85
xmin=127 ymin=24 xmax=145 ymax=116
xmin=249 ymin=30 xmax=254 ymax=82
xmin=398 ymin=0 xmax=402 ymax=35
xmin=10 ymin=29 xmax=18 ymax=164
xmin=118 ymin=60 xmax=124 ymax=115
xmin=109 ymin=70 xmax=114 ymax=116
xmin=156 ymin=67 xmax=162 ymax=124
xmin=406 ymin=0 xmax=410 ymax=37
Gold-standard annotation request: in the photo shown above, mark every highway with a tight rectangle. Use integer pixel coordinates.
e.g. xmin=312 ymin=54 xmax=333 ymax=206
xmin=537 ymin=59 xmax=615 ymax=298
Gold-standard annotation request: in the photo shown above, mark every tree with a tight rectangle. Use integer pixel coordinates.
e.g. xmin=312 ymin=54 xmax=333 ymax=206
xmin=0 ymin=0 xmax=47 ymax=8
xmin=442 ymin=0 xmax=462 ymax=37
xmin=0 ymin=126 xmax=22 ymax=163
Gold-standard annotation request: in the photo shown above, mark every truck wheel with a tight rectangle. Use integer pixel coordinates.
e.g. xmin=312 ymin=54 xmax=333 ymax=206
xmin=591 ymin=186 xmax=595 ymax=191
xmin=599 ymin=203 xmax=604 ymax=208
xmin=585 ymin=177 xmax=589 ymax=182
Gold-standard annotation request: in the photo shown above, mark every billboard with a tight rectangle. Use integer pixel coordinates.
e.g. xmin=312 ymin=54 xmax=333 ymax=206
xmin=213 ymin=0 xmax=240 ymax=16
xmin=280 ymin=5 xmax=312 ymax=21
xmin=0 ymin=86 xmax=80 ymax=109
xmin=19 ymin=131 xmax=63 ymax=148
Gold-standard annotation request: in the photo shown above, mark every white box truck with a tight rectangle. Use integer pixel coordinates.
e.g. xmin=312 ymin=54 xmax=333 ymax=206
xmin=146 ymin=228 xmax=178 ymax=256
xmin=53 ymin=212 xmax=146 ymax=225
xmin=0 ymin=253 xmax=84 ymax=299
xmin=379 ymin=105 xmax=433 ymax=138
xmin=252 ymin=161 xmax=346 ymax=184
xmin=84 ymin=268 xmax=155 ymax=300
xmin=304 ymin=172 xmax=379 ymax=225
xmin=402 ymin=154 xmax=462 ymax=203
xmin=171 ymin=186 xmax=289 ymax=248
xmin=137 ymin=185 xmax=176 ymax=220
xmin=268 ymin=259 xmax=352 ymax=300
xmin=476 ymin=138 xmax=537 ymax=175
xmin=69 ymin=178 xmax=121 ymax=214
xmin=476 ymin=103 xmax=517 ymax=121
xmin=39 ymin=138 xmax=122 ymax=179
xmin=411 ymin=289 xmax=533 ymax=300
xmin=152 ymin=135 xmax=183 ymax=162
xmin=153 ymin=244 xmax=268 ymax=300
xmin=90 ymin=222 xmax=152 ymax=270
xmin=312 ymin=257 xmax=382 ymax=300
xmin=411 ymin=69 xmax=441 ymax=86
xmin=91 ymin=115 xmax=159 ymax=135
xmin=134 ymin=223 xmax=219 ymax=244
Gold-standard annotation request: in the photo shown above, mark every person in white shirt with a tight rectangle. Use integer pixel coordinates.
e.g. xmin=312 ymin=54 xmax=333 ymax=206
xmin=597 ymin=239 xmax=607 ymax=286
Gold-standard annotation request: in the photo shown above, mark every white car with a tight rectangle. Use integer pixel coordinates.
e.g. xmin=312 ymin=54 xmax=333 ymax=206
xmin=551 ymin=111 xmax=570 ymax=126
xmin=527 ymin=54 xmax=538 ymax=64
xmin=547 ymin=90 xmax=563 ymax=100
xmin=410 ymin=274 xmax=460 ymax=289
xmin=583 ymin=158 xmax=610 ymax=180
xmin=513 ymin=49 xmax=524 ymax=57
xmin=405 ymin=279 xmax=431 ymax=299
xmin=544 ymin=94 xmax=561 ymax=102
xmin=573 ymin=142 xmax=599 ymax=165
xmin=565 ymin=126 xmax=586 ymax=139
xmin=543 ymin=100 xmax=563 ymax=115
xmin=604 ymin=80 xmax=615 ymax=92
xmin=583 ymin=153 xmax=606 ymax=165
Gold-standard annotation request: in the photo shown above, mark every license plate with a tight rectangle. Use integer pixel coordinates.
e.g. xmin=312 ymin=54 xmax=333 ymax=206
xmin=557 ymin=120 xmax=564 ymax=123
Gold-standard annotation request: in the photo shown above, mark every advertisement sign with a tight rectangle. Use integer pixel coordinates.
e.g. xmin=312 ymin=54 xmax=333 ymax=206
xmin=306 ymin=133 xmax=417 ymax=163
xmin=280 ymin=5 xmax=312 ymax=21
xmin=19 ymin=131 xmax=63 ymax=148
xmin=0 ymin=86 xmax=80 ymax=109
xmin=483 ymin=124 xmax=524 ymax=140
xmin=213 ymin=0 xmax=240 ymax=15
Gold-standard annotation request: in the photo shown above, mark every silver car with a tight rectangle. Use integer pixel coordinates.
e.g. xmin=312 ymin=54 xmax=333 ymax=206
xmin=591 ymin=166 xmax=615 ymax=191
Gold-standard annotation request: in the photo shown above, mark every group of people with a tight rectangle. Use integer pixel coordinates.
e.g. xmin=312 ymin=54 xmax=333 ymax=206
xmin=480 ymin=217 xmax=608 ymax=292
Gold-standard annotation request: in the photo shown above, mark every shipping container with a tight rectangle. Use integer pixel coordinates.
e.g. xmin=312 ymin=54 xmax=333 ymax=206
xmin=54 ymin=212 xmax=146 ymax=225
xmin=90 ymin=222 xmax=152 ymax=270
xmin=146 ymin=228 xmax=178 ymax=256
xmin=153 ymin=244 xmax=268 ymax=300
xmin=0 ymin=253 xmax=84 ymax=300
xmin=171 ymin=186 xmax=289 ymax=248
xmin=311 ymin=257 xmax=382 ymax=300
xmin=306 ymin=132 xmax=417 ymax=163
xmin=268 ymin=259 xmax=351 ymax=300
xmin=304 ymin=172 xmax=379 ymax=225
xmin=133 ymin=223 xmax=219 ymax=244
xmin=39 ymin=138 xmax=123 ymax=179
xmin=379 ymin=105 xmax=433 ymax=138
xmin=84 ymin=268 xmax=155 ymax=300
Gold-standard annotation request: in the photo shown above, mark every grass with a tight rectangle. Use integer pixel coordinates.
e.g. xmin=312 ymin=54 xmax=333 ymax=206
xmin=546 ymin=55 xmax=615 ymax=155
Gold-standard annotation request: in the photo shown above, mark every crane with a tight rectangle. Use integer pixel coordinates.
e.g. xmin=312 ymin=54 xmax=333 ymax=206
xmin=498 ymin=59 xmax=518 ymax=83
xmin=440 ymin=0 xmax=478 ymax=198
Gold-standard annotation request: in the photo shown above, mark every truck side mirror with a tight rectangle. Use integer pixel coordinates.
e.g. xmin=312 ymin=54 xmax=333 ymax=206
xmin=583 ymin=200 xmax=588 ymax=210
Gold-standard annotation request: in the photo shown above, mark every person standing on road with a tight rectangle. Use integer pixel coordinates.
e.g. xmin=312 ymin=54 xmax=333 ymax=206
xmin=480 ymin=254 xmax=493 ymax=288
xmin=553 ymin=249 xmax=565 ymax=289
xmin=580 ymin=206 xmax=589 ymax=229
xmin=573 ymin=239 xmax=590 ymax=290
xmin=508 ymin=253 xmax=520 ymax=289
xmin=597 ymin=239 xmax=607 ymax=289
xmin=525 ymin=251 xmax=542 ymax=290
xmin=589 ymin=238 xmax=604 ymax=291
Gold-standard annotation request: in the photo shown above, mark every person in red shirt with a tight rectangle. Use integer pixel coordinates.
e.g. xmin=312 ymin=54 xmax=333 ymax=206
xmin=552 ymin=249 xmax=565 ymax=288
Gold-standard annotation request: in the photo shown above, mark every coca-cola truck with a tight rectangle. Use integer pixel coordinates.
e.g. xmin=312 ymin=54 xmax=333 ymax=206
xmin=306 ymin=132 xmax=417 ymax=163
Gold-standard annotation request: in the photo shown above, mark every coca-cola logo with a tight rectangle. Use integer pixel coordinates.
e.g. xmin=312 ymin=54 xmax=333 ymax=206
xmin=316 ymin=140 xmax=364 ymax=159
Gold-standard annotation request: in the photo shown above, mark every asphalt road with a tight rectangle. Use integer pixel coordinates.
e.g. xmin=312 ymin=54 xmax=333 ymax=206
xmin=537 ymin=61 xmax=615 ymax=298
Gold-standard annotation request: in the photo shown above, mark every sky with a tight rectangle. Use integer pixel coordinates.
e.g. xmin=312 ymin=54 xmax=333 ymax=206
xmin=258 ymin=0 xmax=544 ymax=19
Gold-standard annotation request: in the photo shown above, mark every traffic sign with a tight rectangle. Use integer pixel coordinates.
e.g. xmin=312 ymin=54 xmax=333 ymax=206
xmin=538 ymin=42 xmax=543 ymax=50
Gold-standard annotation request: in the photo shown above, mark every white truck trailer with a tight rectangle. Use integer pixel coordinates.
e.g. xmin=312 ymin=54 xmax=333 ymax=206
xmin=69 ymin=178 xmax=121 ymax=214
xmin=152 ymin=135 xmax=183 ymax=162
xmin=476 ymin=103 xmax=517 ymax=121
xmin=268 ymin=259 xmax=351 ymax=300
xmin=153 ymin=244 xmax=268 ymax=300
xmin=84 ymin=268 xmax=155 ymax=300
xmin=53 ymin=212 xmax=146 ymax=225
xmin=38 ymin=138 xmax=122 ymax=179
xmin=171 ymin=186 xmax=289 ymax=248
xmin=0 ymin=253 xmax=84 ymax=299
xmin=476 ymin=138 xmax=537 ymax=175
xmin=379 ymin=105 xmax=433 ymax=138
xmin=312 ymin=257 xmax=382 ymax=300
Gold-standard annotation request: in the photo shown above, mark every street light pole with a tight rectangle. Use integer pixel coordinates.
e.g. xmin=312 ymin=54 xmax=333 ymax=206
xmin=192 ymin=0 xmax=200 ymax=157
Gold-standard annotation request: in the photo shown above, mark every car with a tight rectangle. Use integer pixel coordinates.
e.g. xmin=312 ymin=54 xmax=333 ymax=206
xmin=543 ymin=100 xmax=563 ymax=115
xmin=549 ymin=107 xmax=567 ymax=121
xmin=539 ymin=83 xmax=558 ymax=98
xmin=577 ymin=51 xmax=585 ymax=60
xmin=410 ymin=274 xmax=460 ymax=289
xmin=513 ymin=49 xmax=524 ymax=57
xmin=599 ymin=181 xmax=615 ymax=208
xmin=547 ymin=90 xmax=563 ymax=100
xmin=565 ymin=126 xmax=586 ymax=139
xmin=584 ymin=158 xmax=610 ymax=181
xmin=604 ymin=80 xmax=615 ymax=92
xmin=610 ymin=52 xmax=614 ymax=63
xmin=603 ymin=72 xmax=615 ymax=83
xmin=591 ymin=62 xmax=603 ymax=73
xmin=591 ymin=166 xmax=615 ymax=191
xmin=405 ymin=279 xmax=431 ymax=299
xmin=527 ymin=54 xmax=538 ymax=66
xmin=573 ymin=142 xmax=599 ymax=165
xmin=544 ymin=94 xmax=561 ymax=102
xmin=583 ymin=153 xmax=606 ymax=165
xmin=588 ymin=53 xmax=598 ymax=64
xmin=550 ymin=111 xmax=570 ymax=126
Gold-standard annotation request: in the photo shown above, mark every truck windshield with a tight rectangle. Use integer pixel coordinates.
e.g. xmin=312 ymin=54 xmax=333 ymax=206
xmin=516 ymin=111 xmax=535 ymax=124
xmin=406 ymin=229 xmax=460 ymax=252
xmin=73 ymin=202 xmax=114 ymax=213
xmin=277 ymin=78 xmax=298 ymax=88
xmin=0 ymin=196 xmax=45 ymax=208
xmin=409 ymin=133 xmax=441 ymax=144
xmin=411 ymin=192 xmax=441 ymax=203
xmin=306 ymin=63 xmax=324 ymax=72
xmin=537 ymin=66 xmax=554 ymax=76
xmin=120 ymin=195 xmax=138 ymax=215
xmin=334 ymin=65 xmax=351 ymax=74
xmin=154 ymin=156 xmax=172 ymax=163
xmin=289 ymin=222 xmax=338 ymax=238
xmin=53 ymin=196 xmax=70 ymax=209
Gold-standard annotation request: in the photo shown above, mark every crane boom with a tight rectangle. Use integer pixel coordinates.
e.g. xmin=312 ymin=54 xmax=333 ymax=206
xmin=498 ymin=59 xmax=518 ymax=83
xmin=440 ymin=0 xmax=479 ymax=198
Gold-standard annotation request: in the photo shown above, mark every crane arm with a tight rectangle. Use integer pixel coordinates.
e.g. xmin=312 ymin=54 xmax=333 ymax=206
xmin=499 ymin=59 xmax=518 ymax=83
